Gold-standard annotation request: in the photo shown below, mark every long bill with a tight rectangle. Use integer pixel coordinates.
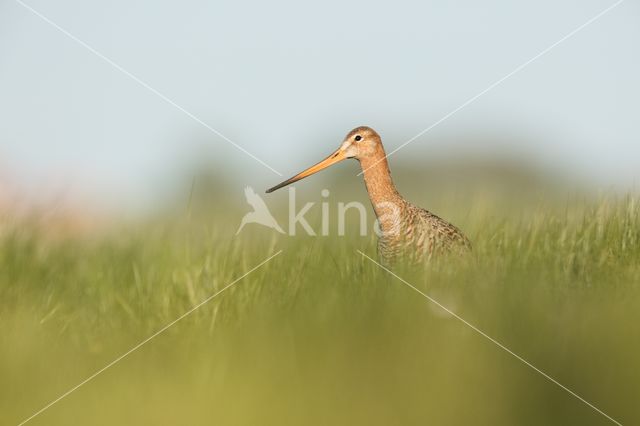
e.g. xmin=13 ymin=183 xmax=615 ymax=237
xmin=266 ymin=148 xmax=346 ymax=193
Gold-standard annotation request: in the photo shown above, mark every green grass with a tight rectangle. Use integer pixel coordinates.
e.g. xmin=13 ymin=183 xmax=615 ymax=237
xmin=1 ymin=195 xmax=639 ymax=425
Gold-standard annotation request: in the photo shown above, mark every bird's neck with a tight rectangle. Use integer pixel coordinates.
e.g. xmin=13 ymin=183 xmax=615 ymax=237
xmin=358 ymin=153 xmax=404 ymax=223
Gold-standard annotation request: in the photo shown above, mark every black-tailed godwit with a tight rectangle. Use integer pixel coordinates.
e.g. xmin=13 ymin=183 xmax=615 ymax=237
xmin=266 ymin=126 xmax=470 ymax=264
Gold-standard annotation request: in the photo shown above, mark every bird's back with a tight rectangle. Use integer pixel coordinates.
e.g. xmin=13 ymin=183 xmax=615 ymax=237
xmin=378 ymin=201 xmax=470 ymax=265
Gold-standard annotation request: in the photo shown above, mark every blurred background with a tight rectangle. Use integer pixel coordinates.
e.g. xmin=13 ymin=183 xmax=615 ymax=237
xmin=1 ymin=0 xmax=639 ymax=220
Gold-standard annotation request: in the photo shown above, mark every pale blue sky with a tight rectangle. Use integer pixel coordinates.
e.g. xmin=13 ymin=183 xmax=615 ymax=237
xmin=1 ymin=0 xmax=639 ymax=209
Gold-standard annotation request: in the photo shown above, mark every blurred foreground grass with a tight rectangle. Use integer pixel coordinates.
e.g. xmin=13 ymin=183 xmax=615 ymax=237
xmin=1 ymin=194 xmax=639 ymax=425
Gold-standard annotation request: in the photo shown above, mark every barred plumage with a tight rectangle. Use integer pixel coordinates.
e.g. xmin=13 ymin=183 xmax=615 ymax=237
xmin=376 ymin=201 xmax=471 ymax=265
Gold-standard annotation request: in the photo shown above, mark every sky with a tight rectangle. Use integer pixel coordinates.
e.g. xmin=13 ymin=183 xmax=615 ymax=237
xmin=1 ymin=0 xmax=639 ymax=210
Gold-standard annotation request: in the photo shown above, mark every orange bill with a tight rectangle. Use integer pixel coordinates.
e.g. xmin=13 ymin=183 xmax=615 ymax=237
xmin=266 ymin=148 xmax=346 ymax=193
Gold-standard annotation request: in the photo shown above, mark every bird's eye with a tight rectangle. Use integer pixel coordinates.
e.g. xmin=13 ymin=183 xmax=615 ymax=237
xmin=354 ymin=135 xmax=362 ymax=141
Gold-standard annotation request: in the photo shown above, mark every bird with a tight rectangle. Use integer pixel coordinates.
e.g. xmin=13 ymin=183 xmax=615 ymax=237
xmin=236 ymin=186 xmax=285 ymax=235
xmin=266 ymin=126 xmax=470 ymax=264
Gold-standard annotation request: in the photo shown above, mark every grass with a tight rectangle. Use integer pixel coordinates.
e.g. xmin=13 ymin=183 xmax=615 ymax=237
xmin=1 ymin=193 xmax=639 ymax=425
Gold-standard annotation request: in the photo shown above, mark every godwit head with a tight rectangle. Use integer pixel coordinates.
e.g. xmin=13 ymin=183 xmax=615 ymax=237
xmin=265 ymin=126 xmax=384 ymax=193
xmin=266 ymin=126 xmax=470 ymax=264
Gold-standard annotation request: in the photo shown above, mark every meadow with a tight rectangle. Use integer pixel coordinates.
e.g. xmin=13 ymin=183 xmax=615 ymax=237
xmin=1 ymin=179 xmax=639 ymax=425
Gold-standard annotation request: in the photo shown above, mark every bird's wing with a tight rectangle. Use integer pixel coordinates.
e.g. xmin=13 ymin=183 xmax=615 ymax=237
xmin=245 ymin=186 xmax=269 ymax=211
xmin=244 ymin=186 xmax=255 ymax=199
